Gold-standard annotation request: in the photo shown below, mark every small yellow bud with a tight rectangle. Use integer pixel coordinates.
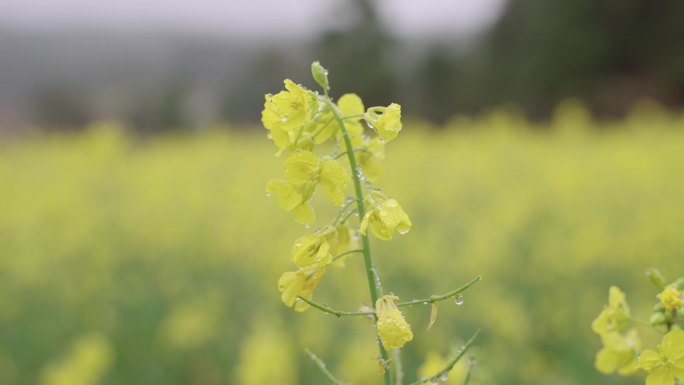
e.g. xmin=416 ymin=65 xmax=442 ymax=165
xmin=658 ymin=286 xmax=683 ymax=311
xmin=375 ymin=295 xmax=413 ymax=350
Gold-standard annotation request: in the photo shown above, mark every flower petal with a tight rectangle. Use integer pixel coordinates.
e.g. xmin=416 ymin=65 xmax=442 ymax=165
xmin=284 ymin=150 xmax=319 ymax=185
xmin=319 ymin=159 xmax=349 ymax=206
xmin=645 ymin=366 xmax=675 ymax=385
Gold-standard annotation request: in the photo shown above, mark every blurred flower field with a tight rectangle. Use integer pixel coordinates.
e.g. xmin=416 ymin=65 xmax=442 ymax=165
xmin=1 ymin=105 xmax=684 ymax=385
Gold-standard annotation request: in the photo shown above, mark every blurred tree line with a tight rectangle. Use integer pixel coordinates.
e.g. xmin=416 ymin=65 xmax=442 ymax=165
xmin=1 ymin=0 xmax=683 ymax=132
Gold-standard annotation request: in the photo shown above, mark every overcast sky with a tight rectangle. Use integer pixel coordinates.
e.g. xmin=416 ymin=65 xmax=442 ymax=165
xmin=0 ymin=0 xmax=506 ymax=39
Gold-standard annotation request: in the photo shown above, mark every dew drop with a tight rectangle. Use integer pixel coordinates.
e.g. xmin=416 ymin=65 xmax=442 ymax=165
xmin=606 ymin=320 xmax=614 ymax=330
xmin=398 ymin=229 xmax=409 ymax=235
xmin=265 ymin=193 xmax=272 ymax=198
xmin=429 ymin=380 xmax=438 ymax=385
xmin=454 ymin=294 xmax=464 ymax=305
xmin=423 ymin=302 xmax=429 ymax=305
xmin=305 ymin=224 xmax=311 ymax=229
xmin=439 ymin=373 xmax=449 ymax=382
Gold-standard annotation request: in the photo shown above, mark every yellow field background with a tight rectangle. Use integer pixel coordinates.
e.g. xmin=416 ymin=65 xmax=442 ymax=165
xmin=1 ymin=105 xmax=683 ymax=385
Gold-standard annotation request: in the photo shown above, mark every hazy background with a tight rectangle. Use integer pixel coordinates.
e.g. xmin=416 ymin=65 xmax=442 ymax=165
xmin=1 ymin=0 xmax=682 ymax=132
xmin=2 ymin=2 xmax=684 ymax=385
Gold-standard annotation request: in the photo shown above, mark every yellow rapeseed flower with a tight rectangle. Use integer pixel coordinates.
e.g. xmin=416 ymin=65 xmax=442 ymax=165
xmin=278 ymin=267 xmax=325 ymax=312
xmin=284 ymin=150 xmax=349 ymax=206
xmin=375 ymin=295 xmax=413 ymax=350
xmin=658 ymin=286 xmax=683 ymax=311
xmin=595 ymin=329 xmax=641 ymax=376
xmin=638 ymin=328 xmax=684 ymax=385
xmin=330 ymin=223 xmax=359 ymax=268
xmin=357 ymin=137 xmax=385 ymax=182
xmin=265 ymin=179 xmax=315 ymax=225
xmin=365 ymin=103 xmax=402 ymax=142
xmin=291 ymin=226 xmax=336 ymax=268
xmin=360 ymin=192 xmax=412 ymax=241
xmin=262 ymin=80 xmax=318 ymax=154
xmin=337 ymin=93 xmax=365 ymax=150
xmin=592 ymin=286 xmax=631 ymax=336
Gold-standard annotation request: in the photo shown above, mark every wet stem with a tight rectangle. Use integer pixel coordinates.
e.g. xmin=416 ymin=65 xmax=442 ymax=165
xmin=326 ymin=98 xmax=396 ymax=385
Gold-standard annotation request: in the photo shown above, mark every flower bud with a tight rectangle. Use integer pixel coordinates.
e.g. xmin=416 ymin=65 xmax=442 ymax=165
xmin=658 ymin=286 xmax=683 ymax=311
xmin=649 ymin=312 xmax=666 ymax=326
xmin=311 ymin=61 xmax=330 ymax=93
xmin=646 ymin=268 xmax=666 ymax=289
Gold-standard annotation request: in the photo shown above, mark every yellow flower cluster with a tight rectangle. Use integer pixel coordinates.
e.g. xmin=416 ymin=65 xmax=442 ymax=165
xmin=263 ymin=65 xmax=413 ymax=317
xmin=658 ymin=286 xmax=683 ymax=311
xmin=278 ymin=226 xmax=357 ymax=312
xmin=592 ymin=279 xmax=684 ymax=385
xmin=591 ymin=287 xmax=641 ymax=376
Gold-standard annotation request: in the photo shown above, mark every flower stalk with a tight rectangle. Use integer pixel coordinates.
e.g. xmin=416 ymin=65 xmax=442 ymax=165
xmin=327 ymin=99 xmax=394 ymax=385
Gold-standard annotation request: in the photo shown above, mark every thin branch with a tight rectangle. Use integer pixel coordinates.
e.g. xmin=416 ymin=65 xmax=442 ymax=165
xmin=342 ymin=113 xmax=365 ymax=120
xmin=334 ymin=147 xmax=369 ymax=159
xmin=332 ymin=198 xmax=359 ymax=225
xmin=305 ymin=349 xmax=350 ymax=385
xmin=462 ymin=358 xmax=476 ymax=385
xmin=408 ymin=329 xmax=481 ymax=385
xmin=629 ymin=317 xmax=663 ymax=335
xmin=332 ymin=249 xmax=364 ymax=262
xmin=337 ymin=208 xmax=359 ymax=225
xmin=297 ymin=296 xmax=374 ymax=318
xmin=311 ymin=116 xmax=336 ymax=139
xmin=396 ymin=276 xmax=482 ymax=308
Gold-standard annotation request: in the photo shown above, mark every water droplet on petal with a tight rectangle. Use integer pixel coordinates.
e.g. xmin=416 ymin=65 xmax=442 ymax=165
xmin=454 ymin=295 xmax=464 ymax=305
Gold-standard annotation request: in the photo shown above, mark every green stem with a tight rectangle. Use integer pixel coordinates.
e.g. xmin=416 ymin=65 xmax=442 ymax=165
xmin=408 ymin=330 xmax=481 ymax=385
xmin=297 ymin=296 xmax=374 ymax=317
xmin=305 ymin=349 xmax=349 ymax=385
xmin=396 ymin=276 xmax=482 ymax=308
xmin=326 ymin=99 xmax=393 ymax=385
xmin=393 ymin=349 xmax=404 ymax=385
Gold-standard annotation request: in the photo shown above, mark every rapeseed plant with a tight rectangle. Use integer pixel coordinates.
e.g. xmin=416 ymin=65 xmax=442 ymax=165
xmin=264 ymin=62 xmax=482 ymax=385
